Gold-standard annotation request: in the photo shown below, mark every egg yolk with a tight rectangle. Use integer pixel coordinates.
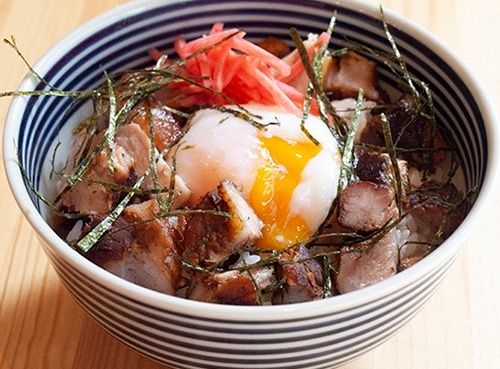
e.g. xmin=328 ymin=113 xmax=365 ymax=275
xmin=249 ymin=136 xmax=322 ymax=250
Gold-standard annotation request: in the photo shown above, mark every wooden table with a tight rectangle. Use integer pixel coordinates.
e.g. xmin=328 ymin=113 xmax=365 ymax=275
xmin=0 ymin=1 xmax=499 ymax=368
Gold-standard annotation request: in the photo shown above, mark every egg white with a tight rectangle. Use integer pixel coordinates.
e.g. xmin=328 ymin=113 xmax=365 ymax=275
xmin=174 ymin=104 xmax=341 ymax=237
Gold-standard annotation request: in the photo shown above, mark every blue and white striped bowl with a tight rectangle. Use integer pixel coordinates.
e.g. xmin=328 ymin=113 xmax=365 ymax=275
xmin=4 ymin=1 xmax=499 ymax=368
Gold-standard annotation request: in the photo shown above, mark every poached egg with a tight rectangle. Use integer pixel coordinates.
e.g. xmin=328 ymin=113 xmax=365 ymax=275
xmin=174 ymin=104 xmax=341 ymax=250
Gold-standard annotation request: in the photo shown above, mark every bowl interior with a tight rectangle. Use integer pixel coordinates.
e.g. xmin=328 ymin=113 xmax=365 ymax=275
xmin=13 ymin=0 xmax=486 ymax=217
xmin=6 ymin=0 xmax=489 ymax=305
xmin=3 ymin=2 xmax=496 ymax=367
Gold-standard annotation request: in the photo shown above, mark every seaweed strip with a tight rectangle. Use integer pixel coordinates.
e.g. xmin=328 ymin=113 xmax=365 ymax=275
xmin=380 ymin=112 xmax=403 ymax=217
xmin=322 ymin=256 xmax=332 ymax=298
xmin=300 ymin=83 xmax=319 ymax=145
xmin=17 ymin=155 xmax=85 ymax=220
xmin=49 ymin=141 xmax=63 ymax=180
xmin=242 ymin=259 xmax=264 ymax=305
xmin=4 ymin=36 xmax=56 ymax=89
xmin=0 ymin=89 xmax=97 ymax=98
xmin=104 ymin=74 xmax=117 ymax=174
xmin=289 ymin=27 xmax=346 ymax=139
xmin=338 ymin=89 xmax=364 ymax=193
xmin=380 ymin=6 xmax=420 ymax=101
xmin=76 ymin=171 xmax=148 ymax=252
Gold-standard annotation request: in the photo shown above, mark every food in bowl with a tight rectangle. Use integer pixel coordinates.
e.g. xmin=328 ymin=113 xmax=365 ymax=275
xmin=13 ymin=17 xmax=469 ymax=305
xmin=4 ymin=0 xmax=495 ymax=366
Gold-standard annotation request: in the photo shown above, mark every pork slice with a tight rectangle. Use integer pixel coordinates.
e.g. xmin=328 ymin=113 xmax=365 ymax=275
xmin=359 ymin=115 xmax=384 ymax=146
xmin=84 ymin=216 xmax=178 ymax=294
xmin=142 ymin=155 xmax=192 ymax=210
xmin=109 ymin=123 xmax=152 ymax=182
xmin=182 ymin=180 xmax=263 ymax=266
xmin=324 ymin=51 xmax=380 ymax=101
xmin=101 ymin=242 xmax=180 ymax=294
xmin=58 ymin=123 xmax=150 ymax=216
xmin=355 ymin=148 xmax=410 ymax=202
xmin=122 ymin=199 xmax=184 ymax=295
xmin=59 ymin=180 xmax=115 ymax=215
xmin=258 ymin=37 xmax=291 ymax=58
xmin=360 ymin=94 xmax=447 ymax=171
xmin=336 ymin=229 xmax=398 ymax=293
xmin=355 ymin=148 xmax=392 ymax=185
xmin=187 ymin=267 xmax=274 ymax=305
xmin=408 ymin=181 xmax=465 ymax=241
xmin=331 ymin=99 xmax=377 ymax=141
xmin=85 ymin=217 xmax=132 ymax=266
xmin=132 ymin=105 xmax=184 ymax=152
xmin=338 ymin=181 xmax=398 ymax=232
xmin=278 ymin=245 xmax=324 ymax=304
xmin=58 ymin=122 xmax=191 ymax=216
xmin=112 ymin=123 xmax=191 ymax=207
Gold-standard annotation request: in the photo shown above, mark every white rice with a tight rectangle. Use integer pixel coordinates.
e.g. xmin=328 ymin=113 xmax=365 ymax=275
xmin=396 ymin=214 xmax=428 ymax=261
xmin=66 ymin=220 xmax=83 ymax=243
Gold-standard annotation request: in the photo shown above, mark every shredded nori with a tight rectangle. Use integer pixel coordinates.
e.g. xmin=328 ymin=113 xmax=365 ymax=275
xmin=76 ymin=171 xmax=148 ymax=252
xmin=380 ymin=112 xmax=404 ymax=217
xmin=104 ymin=74 xmax=118 ymax=174
xmin=2 ymin=12 xmax=468 ymax=301
xmin=338 ymin=89 xmax=364 ymax=193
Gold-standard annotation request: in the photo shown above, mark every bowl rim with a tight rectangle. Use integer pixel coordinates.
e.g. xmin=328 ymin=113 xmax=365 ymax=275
xmin=3 ymin=0 xmax=500 ymax=321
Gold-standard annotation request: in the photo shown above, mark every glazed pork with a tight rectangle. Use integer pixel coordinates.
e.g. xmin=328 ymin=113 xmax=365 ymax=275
xmin=360 ymin=94 xmax=448 ymax=171
xmin=52 ymin=26 xmax=467 ymax=305
xmin=85 ymin=200 xmax=183 ymax=295
xmin=187 ymin=267 xmax=274 ymax=305
xmin=324 ymin=51 xmax=381 ymax=101
xmin=182 ymin=180 xmax=264 ymax=267
xmin=58 ymin=122 xmax=191 ymax=215
xmin=338 ymin=181 xmax=397 ymax=232
xmin=336 ymin=229 xmax=398 ymax=293
xmin=132 ymin=103 xmax=184 ymax=152
xmin=278 ymin=245 xmax=324 ymax=304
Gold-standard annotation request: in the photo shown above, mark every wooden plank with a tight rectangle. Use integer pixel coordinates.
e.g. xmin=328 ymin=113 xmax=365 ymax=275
xmin=0 ymin=0 xmax=498 ymax=368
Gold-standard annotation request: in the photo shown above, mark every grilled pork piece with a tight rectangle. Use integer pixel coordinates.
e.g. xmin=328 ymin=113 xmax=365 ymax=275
xmin=338 ymin=181 xmax=398 ymax=232
xmin=182 ymin=180 xmax=264 ymax=267
xmin=85 ymin=217 xmax=133 ymax=266
xmin=360 ymin=94 xmax=448 ymax=171
xmin=58 ymin=124 xmax=150 ymax=215
xmin=278 ymin=245 xmax=324 ymax=304
xmin=408 ymin=181 xmax=465 ymax=241
xmin=258 ymin=37 xmax=291 ymax=58
xmin=85 ymin=204 xmax=182 ymax=295
xmin=355 ymin=148 xmax=410 ymax=202
xmin=132 ymin=104 xmax=184 ymax=152
xmin=355 ymin=148 xmax=392 ymax=185
xmin=336 ymin=229 xmax=398 ymax=293
xmin=324 ymin=51 xmax=381 ymax=101
xmin=107 ymin=123 xmax=152 ymax=183
xmin=110 ymin=123 xmax=191 ymax=206
xmin=187 ymin=267 xmax=274 ymax=305
xmin=123 ymin=199 xmax=183 ymax=294
xmin=331 ymin=99 xmax=377 ymax=141
xmin=58 ymin=123 xmax=191 ymax=216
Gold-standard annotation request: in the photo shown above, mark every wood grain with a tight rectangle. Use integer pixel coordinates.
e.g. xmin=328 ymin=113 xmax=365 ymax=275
xmin=0 ymin=1 xmax=499 ymax=368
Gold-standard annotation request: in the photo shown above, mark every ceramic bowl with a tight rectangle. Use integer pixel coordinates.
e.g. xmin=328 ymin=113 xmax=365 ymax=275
xmin=4 ymin=0 xmax=499 ymax=368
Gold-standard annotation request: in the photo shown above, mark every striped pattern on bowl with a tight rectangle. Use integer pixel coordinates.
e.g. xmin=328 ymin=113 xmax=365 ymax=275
xmin=4 ymin=0 xmax=493 ymax=368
